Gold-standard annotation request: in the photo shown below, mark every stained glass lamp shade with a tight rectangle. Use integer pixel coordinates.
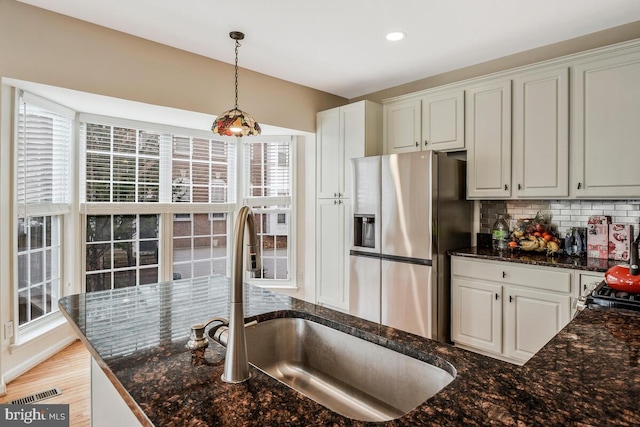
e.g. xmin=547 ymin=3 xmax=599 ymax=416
xmin=212 ymin=31 xmax=261 ymax=137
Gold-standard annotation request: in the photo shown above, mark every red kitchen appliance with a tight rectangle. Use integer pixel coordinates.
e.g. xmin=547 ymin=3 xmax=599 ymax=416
xmin=605 ymin=233 xmax=640 ymax=293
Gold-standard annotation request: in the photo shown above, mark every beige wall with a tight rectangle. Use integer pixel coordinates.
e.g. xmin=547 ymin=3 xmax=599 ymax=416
xmin=0 ymin=0 xmax=346 ymax=132
xmin=352 ymin=20 xmax=640 ymax=103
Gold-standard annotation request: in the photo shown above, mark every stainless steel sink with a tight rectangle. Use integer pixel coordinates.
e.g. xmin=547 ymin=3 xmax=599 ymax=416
xmin=221 ymin=317 xmax=456 ymax=422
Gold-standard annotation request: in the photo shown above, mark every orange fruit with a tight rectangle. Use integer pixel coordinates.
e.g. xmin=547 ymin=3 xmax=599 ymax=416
xmin=533 ymin=232 xmax=541 ymax=237
xmin=542 ymin=233 xmax=553 ymax=241
xmin=508 ymin=241 xmax=518 ymax=248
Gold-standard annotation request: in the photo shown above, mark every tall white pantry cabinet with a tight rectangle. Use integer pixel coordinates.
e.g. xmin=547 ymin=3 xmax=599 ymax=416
xmin=315 ymin=101 xmax=381 ymax=311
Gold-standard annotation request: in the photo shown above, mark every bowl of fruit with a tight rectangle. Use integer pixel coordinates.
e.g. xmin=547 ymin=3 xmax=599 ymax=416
xmin=509 ymin=214 xmax=561 ymax=255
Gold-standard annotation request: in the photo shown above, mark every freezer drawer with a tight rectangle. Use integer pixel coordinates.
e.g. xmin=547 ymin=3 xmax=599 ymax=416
xmin=349 ymin=255 xmax=381 ymax=323
xmin=381 ymin=259 xmax=433 ymax=339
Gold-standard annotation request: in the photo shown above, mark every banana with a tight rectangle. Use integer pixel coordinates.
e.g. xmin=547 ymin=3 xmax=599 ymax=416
xmin=519 ymin=240 xmax=539 ymax=251
xmin=537 ymin=237 xmax=547 ymax=249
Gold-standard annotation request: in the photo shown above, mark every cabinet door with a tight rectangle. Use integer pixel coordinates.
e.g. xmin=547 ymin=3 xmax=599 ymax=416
xmin=466 ymin=80 xmax=512 ymax=198
xmin=384 ymin=98 xmax=421 ymax=154
xmin=316 ymin=107 xmax=341 ymax=199
xmin=504 ymin=287 xmax=571 ymax=363
xmin=422 ymin=90 xmax=464 ymax=151
xmin=316 ymin=198 xmax=349 ymax=311
xmin=513 ymin=67 xmax=569 ymax=198
xmin=341 ymin=102 xmax=366 ymax=199
xmin=572 ymin=50 xmax=640 ymax=198
xmin=451 ymin=278 xmax=502 ymax=354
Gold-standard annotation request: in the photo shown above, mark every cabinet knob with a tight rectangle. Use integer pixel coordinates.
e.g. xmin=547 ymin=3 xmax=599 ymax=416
xmin=334 ymin=200 xmax=338 ymax=205
xmin=502 ymin=271 xmax=506 ymax=278
xmin=504 ymin=184 xmax=509 ymax=191
xmin=577 ymin=182 xmax=582 ymax=190
xmin=424 ymin=140 xmax=428 ymax=146
xmin=334 ymin=192 xmax=338 ymax=197
xmin=495 ymin=293 xmax=499 ymax=300
xmin=509 ymin=295 xmax=513 ymax=303
xmin=518 ymin=184 xmax=521 ymax=190
xmin=415 ymin=141 xmax=419 ymax=147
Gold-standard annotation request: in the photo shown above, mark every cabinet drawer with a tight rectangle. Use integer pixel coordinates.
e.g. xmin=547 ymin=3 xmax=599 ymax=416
xmin=578 ymin=271 xmax=604 ymax=294
xmin=452 ymin=257 xmax=572 ymax=293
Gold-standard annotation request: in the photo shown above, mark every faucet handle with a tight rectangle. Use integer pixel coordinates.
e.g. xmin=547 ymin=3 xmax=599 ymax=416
xmin=186 ymin=317 xmax=228 ymax=350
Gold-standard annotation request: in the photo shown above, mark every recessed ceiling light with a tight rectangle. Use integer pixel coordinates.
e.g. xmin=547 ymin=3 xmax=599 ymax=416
xmin=386 ymin=31 xmax=406 ymax=42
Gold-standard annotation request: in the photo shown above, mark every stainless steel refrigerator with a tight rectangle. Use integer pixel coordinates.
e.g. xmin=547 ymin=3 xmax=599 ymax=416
xmin=349 ymin=151 xmax=472 ymax=343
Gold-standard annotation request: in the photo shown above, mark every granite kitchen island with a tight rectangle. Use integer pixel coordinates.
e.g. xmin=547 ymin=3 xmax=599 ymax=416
xmin=59 ymin=275 xmax=640 ymax=426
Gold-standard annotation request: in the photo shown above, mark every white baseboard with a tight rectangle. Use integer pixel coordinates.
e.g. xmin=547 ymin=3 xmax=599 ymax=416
xmin=2 ymin=335 xmax=77 ymax=387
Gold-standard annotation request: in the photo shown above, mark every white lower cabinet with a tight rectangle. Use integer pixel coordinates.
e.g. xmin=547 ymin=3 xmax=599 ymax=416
xmin=451 ymin=256 xmax=575 ymax=365
xmin=504 ymin=287 xmax=570 ymax=362
xmin=92 ymin=358 xmax=142 ymax=426
xmin=316 ymin=198 xmax=350 ymax=311
xmin=451 ymin=278 xmax=502 ymax=354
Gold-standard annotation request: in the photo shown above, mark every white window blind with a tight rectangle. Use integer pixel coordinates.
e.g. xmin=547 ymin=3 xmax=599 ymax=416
xmin=84 ymin=123 xmax=161 ymax=203
xmin=17 ymin=92 xmax=73 ymax=217
xmin=15 ymin=90 xmax=72 ymax=328
xmin=243 ymin=137 xmax=292 ymax=206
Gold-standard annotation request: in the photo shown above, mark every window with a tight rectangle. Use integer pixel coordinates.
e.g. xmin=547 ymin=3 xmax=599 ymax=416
xmin=85 ymin=214 xmax=160 ymax=292
xmin=172 ymin=213 xmax=228 ymax=280
xmin=80 ymin=116 xmax=294 ymax=290
xmin=81 ymin=117 xmax=238 ymax=290
xmin=15 ymin=92 xmax=73 ymax=328
xmin=85 ymin=124 xmax=160 ymax=202
xmin=243 ymin=138 xmax=294 ymax=282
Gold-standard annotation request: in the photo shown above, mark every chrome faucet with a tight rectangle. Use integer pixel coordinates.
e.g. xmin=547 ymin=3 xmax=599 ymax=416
xmin=222 ymin=206 xmax=262 ymax=383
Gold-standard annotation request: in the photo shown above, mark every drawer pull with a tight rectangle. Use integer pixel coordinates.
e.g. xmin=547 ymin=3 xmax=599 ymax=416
xmin=502 ymin=271 xmax=506 ymax=278
xmin=495 ymin=293 xmax=499 ymax=300
xmin=509 ymin=295 xmax=513 ymax=303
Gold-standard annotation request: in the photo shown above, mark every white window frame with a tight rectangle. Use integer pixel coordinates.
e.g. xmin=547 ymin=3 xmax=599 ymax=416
xmin=79 ymin=116 xmax=300 ymax=290
xmin=79 ymin=114 xmax=238 ymax=289
xmin=238 ymin=136 xmax=296 ymax=289
xmin=12 ymin=90 xmax=76 ymax=341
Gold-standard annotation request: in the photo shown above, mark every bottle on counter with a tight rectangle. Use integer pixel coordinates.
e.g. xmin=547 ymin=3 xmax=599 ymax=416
xmin=492 ymin=214 xmax=509 ymax=251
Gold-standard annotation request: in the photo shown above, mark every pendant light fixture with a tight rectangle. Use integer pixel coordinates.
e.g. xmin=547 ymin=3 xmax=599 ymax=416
xmin=212 ymin=31 xmax=261 ymax=136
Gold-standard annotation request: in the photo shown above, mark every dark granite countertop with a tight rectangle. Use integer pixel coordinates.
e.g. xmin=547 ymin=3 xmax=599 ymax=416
xmin=450 ymin=246 xmax=626 ymax=273
xmin=59 ymin=275 xmax=640 ymax=426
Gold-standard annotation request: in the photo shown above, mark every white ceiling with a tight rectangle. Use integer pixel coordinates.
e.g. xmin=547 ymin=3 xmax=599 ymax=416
xmin=17 ymin=0 xmax=640 ymax=99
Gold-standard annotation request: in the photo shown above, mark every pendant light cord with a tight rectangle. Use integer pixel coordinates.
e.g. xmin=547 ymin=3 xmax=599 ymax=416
xmin=234 ymin=39 xmax=240 ymax=109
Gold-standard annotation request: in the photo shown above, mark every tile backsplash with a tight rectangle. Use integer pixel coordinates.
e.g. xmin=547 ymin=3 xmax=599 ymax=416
xmin=480 ymin=200 xmax=640 ymax=238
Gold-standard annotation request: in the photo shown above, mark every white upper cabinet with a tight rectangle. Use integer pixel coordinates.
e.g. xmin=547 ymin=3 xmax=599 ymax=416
xmin=316 ymin=107 xmax=341 ymax=199
xmin=384 ymin=98 xmax=421 ymax=154
xmin=316 ymin=101 xmax=382 ymax=199
xmin=421 ymin=89 xmax=465 ymax=152
xmin=384 ymin=90 xmax=464 ymax=154
xmin=571 ymin=49 xmax=640 ymax=198
xmin=466 ymin=80 xmax=512 ymax=199
xmin=512 ymin=67 xmax=569 ymax=198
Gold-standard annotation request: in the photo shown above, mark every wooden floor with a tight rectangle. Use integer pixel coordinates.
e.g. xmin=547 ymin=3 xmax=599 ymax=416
xmin=0 ymin=340 xmax=91 ymax=426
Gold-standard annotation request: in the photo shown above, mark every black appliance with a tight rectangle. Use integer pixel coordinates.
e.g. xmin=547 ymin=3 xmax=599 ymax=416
xmin=587 ymin=281 xmax=640 ymax=312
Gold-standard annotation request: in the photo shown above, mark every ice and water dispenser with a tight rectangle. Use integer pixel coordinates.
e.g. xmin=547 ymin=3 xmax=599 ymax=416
xmin=354 ymin=215 xmax=376 ymax=248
